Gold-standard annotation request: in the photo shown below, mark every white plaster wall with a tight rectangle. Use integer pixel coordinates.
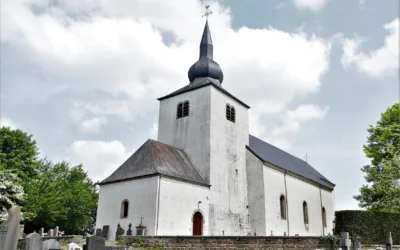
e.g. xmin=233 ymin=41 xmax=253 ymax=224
xmin=286 ymin=174 xmax=325 ymax=236
xmin=157 ymin=86 xmax=212 ymax=182
xmin=246 ymin=149 xmax=266 ymax=236
xmin=157 ymin=85 xmax=251 ymax=236
xmin=208 ymin=87 xmax=250 ymax=236
xmin=263 ymin=166 xmax=288 ymax=236
xmin=95 ymin=177 xmax=159 ymax=239
xmin=321 ymin=189 xmax=335 ymax=235
xmin=157 ymin=177 xmax=210 ymax=235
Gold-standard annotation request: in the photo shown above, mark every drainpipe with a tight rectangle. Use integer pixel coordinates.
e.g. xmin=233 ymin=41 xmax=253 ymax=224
xmin=155 ymin=175 xmax=161 ymax=235
xmin=284 ymin=171 xmax=290 ymax=236
xmin=319 ymin=186 xmax=325 ymax=236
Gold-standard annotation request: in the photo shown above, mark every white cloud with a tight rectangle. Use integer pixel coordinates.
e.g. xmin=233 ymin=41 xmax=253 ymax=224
xmin=64 ymin=140 xmax=133 ymax=182
xmin=292 ymin=0 xmax=327 ymax=11
xmin=79 ymin=117 xmax=108 ymax=133
xmin=267 ymin=104 xmax=329 ymax=149
xmin=341 ymin=18 xmax=399 ymax=78
xmin=1 ymin=0 xmax=332 ymax=175
xmin=0 ymin=116 xmax=16 ymax=129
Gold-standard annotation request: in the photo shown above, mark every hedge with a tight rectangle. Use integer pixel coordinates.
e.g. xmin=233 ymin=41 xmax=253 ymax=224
xmin=333 ymin=210 xmax=400 ymax=245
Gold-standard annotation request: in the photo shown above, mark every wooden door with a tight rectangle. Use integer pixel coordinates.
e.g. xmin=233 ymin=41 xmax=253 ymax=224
xmin=192 ymin=212 xmax=203 ymax=235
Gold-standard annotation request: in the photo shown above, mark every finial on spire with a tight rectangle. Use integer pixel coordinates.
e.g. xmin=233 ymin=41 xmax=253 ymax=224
xmin=202 ymin=5 xmax=213 ymax=20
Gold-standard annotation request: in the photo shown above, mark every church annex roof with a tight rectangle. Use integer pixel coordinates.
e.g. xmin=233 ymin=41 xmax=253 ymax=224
xmin=100 ymin=139 xmax=209 ymax=186
xmin=248 ymin=135 xmax=335 ymax=190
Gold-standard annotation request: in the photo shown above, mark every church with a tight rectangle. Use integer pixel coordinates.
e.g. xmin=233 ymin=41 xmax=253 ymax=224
xmin=95 ymin=19 xmax=336 ymax=239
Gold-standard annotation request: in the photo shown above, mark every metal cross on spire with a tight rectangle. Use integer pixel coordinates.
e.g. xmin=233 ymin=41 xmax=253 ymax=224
xmin=202 ymin=5 xmax=213 ymax=20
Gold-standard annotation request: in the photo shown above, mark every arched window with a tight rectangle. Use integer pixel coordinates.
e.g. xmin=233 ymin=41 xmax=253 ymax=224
xmin=226 ymin=104 xmax=236 ymax=123
xmin=120 ymin=200 xmax=129 ymax=219
xmin=280 ymin=195 xmax=287 ymax=219
xmin=303 ymin=201 xmax=309 ymax=225
xmin=322 ymin=207 xmax=327 ymax=227
xmin=183 ymin=101 xmax=190 ymax=117
xmin=177 ymin=101 xmax=189 ymax=119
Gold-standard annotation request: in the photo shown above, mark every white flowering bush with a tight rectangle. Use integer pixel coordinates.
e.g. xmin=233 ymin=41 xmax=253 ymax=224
xmin=0 ymin=170 xmax=24 ymax=222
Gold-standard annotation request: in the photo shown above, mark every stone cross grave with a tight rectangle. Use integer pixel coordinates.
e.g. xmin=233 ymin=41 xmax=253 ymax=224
xmin=340 ymin=232 xmax=351 ymax=250
xmin=0 ymin=205 xmax=22 ymax=250
xmin=43 ymin=239 xmax=61 ymax=250
xmin=20 ymin=232 xmax=43 ymax=250
xmin=86 ymin=235 xmax=105 ymax=250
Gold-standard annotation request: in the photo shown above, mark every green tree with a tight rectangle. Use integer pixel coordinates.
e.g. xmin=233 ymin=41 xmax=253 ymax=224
xmin=354 ymin=103 xmax=400 ymax=212
xmin=24 ymin=160 xmax=98 ymax=234
xmin=0 ymin=170 xmax=25 ymax=222
xmin=0 ymin=127 xmax=40 ymax=182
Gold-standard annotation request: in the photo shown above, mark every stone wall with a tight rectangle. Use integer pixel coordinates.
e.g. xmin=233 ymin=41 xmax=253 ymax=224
xmin=363 ymin=245 xmax=400 ymax=250
xmin=119 ymin=236 xmax=329 ymax=250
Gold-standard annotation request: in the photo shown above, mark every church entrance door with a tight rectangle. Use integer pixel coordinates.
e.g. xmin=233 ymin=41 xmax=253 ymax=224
xmin=192 ymin=212 xmax=203 ymax=235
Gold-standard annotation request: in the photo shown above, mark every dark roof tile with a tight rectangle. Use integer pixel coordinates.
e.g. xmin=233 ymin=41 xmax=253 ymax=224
xmin=100 ymin=139 xmax=208 ymax=186
xmin=248 ymin=135 xmax=335 ymax=189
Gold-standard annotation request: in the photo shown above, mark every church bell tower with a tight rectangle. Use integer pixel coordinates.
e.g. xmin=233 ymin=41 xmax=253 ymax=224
xmin=157 ymin=14 xmax=251 ymax=235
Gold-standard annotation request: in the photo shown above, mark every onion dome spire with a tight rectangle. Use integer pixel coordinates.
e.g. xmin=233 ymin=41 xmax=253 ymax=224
xmin=188 ymin=10 xmax=224 ymax=84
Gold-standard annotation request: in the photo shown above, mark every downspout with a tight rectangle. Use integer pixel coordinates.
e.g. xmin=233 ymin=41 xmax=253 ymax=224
xmin=155 ymin=175 xmax=161 ymax=235
xmin=319 ymin=186 xmax=325 ymax=236
xmin=284 ymin=171 xmax=290 ymax=236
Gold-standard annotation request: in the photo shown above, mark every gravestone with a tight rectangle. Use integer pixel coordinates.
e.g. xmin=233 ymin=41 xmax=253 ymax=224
xmin=340 ymin=232 xmax=351 ymax=250
xmin=102 ymin=225 xmax=109 ymax=239
xmin=39 ymin=228 xmax=44 ymax=236
xmin=43 ymin=239 xmax=61 ymax=250
xmin=87 ymin=235 xmax=105 ymax=250
xmin=386 ymin=232 xmax=393 ymax=250
xmin=48 ymin=229 xmax=54 ymax=237
xmin=53 ymin=226 xmax=59 ymax=236
xmin=0 ymin=205 xmax=22 ymax=250
xmin=354 ymin=240 xmax=362 ymax=250
xmin=19 ymin=224 xmax=25 ymax=239
xmin=115 ymin=223 xmax=125 ymax=240
xmin=67 ymin=242 xmax=83 ymax=250
xmin=20 ymin=232 xmax=43 ymax=250
xmin=95 ymin=228 xmax=102 ymax=237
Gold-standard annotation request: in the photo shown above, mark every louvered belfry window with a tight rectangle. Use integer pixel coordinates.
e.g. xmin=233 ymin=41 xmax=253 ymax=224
xmin=226 ymin=104 xmax=236 ymax=123
xmin=183 ymin=101 xmax=189 ymax=117
xmin=177 ymin=101 xmax=189 ymax=119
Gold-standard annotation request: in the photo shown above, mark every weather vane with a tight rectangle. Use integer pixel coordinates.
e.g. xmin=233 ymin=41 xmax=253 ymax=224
xmin=202 ymin=5 xmax=213 ymax=20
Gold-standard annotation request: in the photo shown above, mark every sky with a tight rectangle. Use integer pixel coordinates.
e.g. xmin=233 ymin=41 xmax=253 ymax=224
xmin=0 ymin=0 xmax=399 ymax=211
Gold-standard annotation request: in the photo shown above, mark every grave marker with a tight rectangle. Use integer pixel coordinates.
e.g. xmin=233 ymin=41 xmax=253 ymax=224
xmin=102 ymin=225 xmax=109 ymax=239
xmin=43 ymin=239 xmax=61 ymax=250
xmin=340 ymin=232 xmax=351 ymax=250
xmin=0 ymin=205 xmax=21 ymax=250
xmin=386 ymin=232 xmax=393 ymax=250
xmin=87 ymin=235 xmax=105 ymax=250
xmin=67 ymin=242 xmax=83 ymax=250
xmin=53 ymin=226 xmax=59 ymax=236
xmin=95 ymin=228 xmax=102 ymax=237
xmin=20 ymin=232 xmax=43 ymax=250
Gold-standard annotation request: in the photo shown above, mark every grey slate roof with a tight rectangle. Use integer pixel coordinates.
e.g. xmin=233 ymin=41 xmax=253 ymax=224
xmin=100 ymin=139 xmax=209 ymax=186
xmin=248 ymin=135 xmax=335 ymax=189
xmin=157 ymin=77 xmax=250 ymax=109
